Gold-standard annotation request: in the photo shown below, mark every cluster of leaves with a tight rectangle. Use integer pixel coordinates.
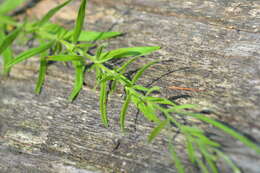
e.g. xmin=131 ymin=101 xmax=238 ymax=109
xmin=0 ymin=0 xmax=259 ymax=173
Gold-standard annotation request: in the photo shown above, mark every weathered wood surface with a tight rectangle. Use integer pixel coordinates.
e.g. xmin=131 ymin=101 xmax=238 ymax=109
xmin=1 ymin=0 xmax=260 ymax=172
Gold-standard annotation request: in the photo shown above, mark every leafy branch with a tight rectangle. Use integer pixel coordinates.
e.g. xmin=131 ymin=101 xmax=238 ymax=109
xmin=0 ymin=0 xmax=259 ymax=172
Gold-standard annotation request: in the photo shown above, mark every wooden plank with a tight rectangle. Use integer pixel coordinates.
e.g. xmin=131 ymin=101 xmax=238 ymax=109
xmin=1 ymin=0 xmax=260 ymax=172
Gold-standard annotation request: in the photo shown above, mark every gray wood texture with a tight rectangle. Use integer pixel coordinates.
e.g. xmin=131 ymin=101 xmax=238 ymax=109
xmin=0 ymin=0 xmax=260 ymax=172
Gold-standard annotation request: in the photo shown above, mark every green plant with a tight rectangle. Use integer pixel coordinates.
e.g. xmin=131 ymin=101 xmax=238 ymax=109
xmin=0 ymin=0 xmax=259 ymax=172
xmin=0 ymin=0 xmax=26 ymax=75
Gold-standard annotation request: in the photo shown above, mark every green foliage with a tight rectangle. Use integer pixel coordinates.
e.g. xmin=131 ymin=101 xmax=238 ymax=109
xmin=0 ymin=0 xmax=26 ymax=14
xmin=169 ymin=143 xmax=185 ymax=173
xmin=6 ymin=42 xmax=54 ymax=69
xmin=99 ymin=75 xmax=109 ymax=127
xmin=78 ymin=31 xmax=122 ymax=42
xmin=0 ymin=0 xmax=26 ymax=75
xmin=0 ymin=0 xmax=259 ymax=173
xmin=73 ymin=0 xmax=87 ymax=43
xmin=99 ymin=46 xmax=160 ymax=63
xmin=0 ymin=25 xmax=13 ymax=75
xmin=0 ymin=14 xmax=17 ymax=25
xmin=35 ymin=52 xmax=48 ymax=94
xmin=148 ymin=119 xmax=168 ymax=143
xmin=36 ymin=0 xmax=72 ymax=27
xmin=0 ymin=26 xmax=22 ymax=55
xmin=69 ymin=61 xmax=85 ymax=101
xmin=120 ymin=92 xmax=132 ymax=130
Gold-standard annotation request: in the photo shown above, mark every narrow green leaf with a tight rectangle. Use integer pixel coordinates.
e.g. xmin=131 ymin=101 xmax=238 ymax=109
xmin=186 ymin=136 xmax=196 ymax=163
xmin=167 ymin=104 xmax=197 ymax=113
xmin=117 ymin=56 xmax=139 ymax=73
xmin=148 ymin=119 xmax=168 ymax=143
xmin=164 ymin=111 xmax=182 ymax=129
xmin=190 ymin=141 xmax=210 ymax=173
xmin=91 ymin=66 xmax=99 ymax=90
xmin=6 ymin=41 xmax=54 ymax=69
xmin=73 ymin=0 xmax=88 ymax=43
xmin=96 ymin=45 xmax=105 ymax=60
xmin=100 ymin=79 xmax=109 ymax=127
xmin=120 ymin=93 xmax=132 ymax=130
xmin=136 ymin=101 xmax=160 ymax=122
xmin=132 ymin=60 xmax=158 ymax=84
xmin=36 ymin=29 xmax=58 ymax=41
xmin=35 ymin=56 xmax=47 ymax=94
xmin=0 ymin=0 xmax=26 ymax=14
xmin=110 ymin=80 xmax=117 ymax=94
xmin=97 ymin=70 xmax=130 ymax=88
xmin=57 ymin=28 xmax=69 ymax=39
xmin=0 ymin=26 xmax=22 ymax=55
xmin=197 ymin=135 xmax=220 ymax=148
xmin=145 ymin=86 xmax=161 ymax=96
xmin=0 ymin=26 xmax=13 ymax=75
xmin=68 ymin=62 xmax=85 ymax=101
xmin=95 ymin=65 xmax=101 ymax=83
xmin=76 ymin=43 xmax=95 ymax=49
xmin=40 ymin=23 xmax=69 ymax=40
xmin=2 ymin=46 xmax=13 ymax=75
xmin=98 ymin=75 xmax=116 ymax=83
xmin=145 ymin=102 xmax=160 ymax=122
xmin=146 ymin=97 xmax=175 ymax=106
xmin=99 ymin=46 xmax=160 ymax=63
xmin=41 ymin=23 xmax=67 ymax=34
xmin=132 ymin=85 xmax=150 ymax=92
xmin=59 ymin=39 xmax=75 ymax=51
xmin=0 ymin=15 xmax=17 ymax=25
xmin=77 ymin=31 xmax=122 ymax=42
xmin=205 ymin=154 xmax=218 ymax=173
xmin=35 ymin=39 xmax=49 ymax=94
xmin=189 ymin=113 xmax=260 ymax=154
xmin=183 ymin=126 xmax=220 ymax=147
xmin=36 ymin=0 xmax=72 ymax=27
xmin=197 ymin=159 xmax=210 ymax=173
xmin=198 ymin=142 xmax=218 ymax=173
xmin=92 ymin=63 xmax=133 ymax=87
xmin=47 ymin=54 xmax=84 ymax=62
xmin=169 ymin=143 xmax=185 ymax=173
xmin=53 ymin=42 xmax=63 ymax=54
xmin=215 ymin=150 xmax=241 ymax=173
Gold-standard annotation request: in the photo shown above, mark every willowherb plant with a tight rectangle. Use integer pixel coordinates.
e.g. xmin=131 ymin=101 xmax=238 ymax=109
xmin=0 ymin=0 xmax=259 ymax=172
